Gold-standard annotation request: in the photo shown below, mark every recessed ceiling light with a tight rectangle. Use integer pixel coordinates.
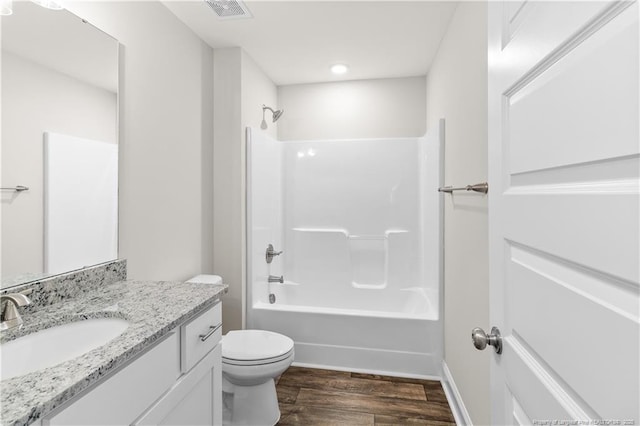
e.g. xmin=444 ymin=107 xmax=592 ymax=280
xmin=331 ymin=64 xmax=349 ymax=75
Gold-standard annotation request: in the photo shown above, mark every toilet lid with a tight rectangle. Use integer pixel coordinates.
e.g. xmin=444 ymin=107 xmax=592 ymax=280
xmin=222 ymin=330 xmax=294 ymax=362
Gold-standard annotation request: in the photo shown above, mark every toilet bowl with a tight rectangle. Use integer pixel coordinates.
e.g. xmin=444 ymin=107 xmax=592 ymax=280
xmin=186 ymin=275 xmax=294 ymax=426
xmin=222 ymin=330 xmax=294 ymax=426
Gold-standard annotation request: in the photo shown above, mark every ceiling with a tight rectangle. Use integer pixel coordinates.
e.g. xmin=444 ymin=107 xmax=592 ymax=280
xmin=1 ymin=1 xmax=118 ymax=93
xmin=163 ymin=1 xmax=458 ymax=86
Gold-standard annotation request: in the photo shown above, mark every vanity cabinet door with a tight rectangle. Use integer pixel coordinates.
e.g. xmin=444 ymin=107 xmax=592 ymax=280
xmin=43 ymin=332 xmax=180 ymax=426
xmin=134 ymin=344 xmax=222 ymax=426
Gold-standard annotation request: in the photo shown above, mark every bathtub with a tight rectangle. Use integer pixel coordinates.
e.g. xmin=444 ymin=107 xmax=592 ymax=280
xmin=250 ymin=283 xmax=442 ymax=378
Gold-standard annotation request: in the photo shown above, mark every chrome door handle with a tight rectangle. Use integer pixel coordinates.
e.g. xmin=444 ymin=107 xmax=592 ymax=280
xmin=471 ymin=326 xmax=502 ymax=354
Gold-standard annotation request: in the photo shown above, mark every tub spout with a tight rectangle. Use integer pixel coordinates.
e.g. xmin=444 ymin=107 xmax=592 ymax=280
xmin=268 ymin=275 xmax=284 ymax=283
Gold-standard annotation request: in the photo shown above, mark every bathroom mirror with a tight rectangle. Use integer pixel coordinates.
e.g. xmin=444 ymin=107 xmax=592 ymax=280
xmin=1 ymin=2 xmax=119 ymax=289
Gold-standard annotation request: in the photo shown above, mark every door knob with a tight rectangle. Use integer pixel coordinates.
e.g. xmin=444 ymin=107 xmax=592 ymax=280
xmin=471 ymin=326 xmax=502 ymax=354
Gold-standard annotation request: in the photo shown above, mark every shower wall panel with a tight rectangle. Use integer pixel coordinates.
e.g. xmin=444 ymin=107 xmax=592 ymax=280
xmin=246 ymin=129 xmax=283 ymax=308
xmin=282 ymin=138 xmax=424 ymax=292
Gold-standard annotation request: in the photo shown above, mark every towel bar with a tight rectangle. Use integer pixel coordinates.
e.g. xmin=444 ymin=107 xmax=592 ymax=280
xmin=0 ymin=186 xmax=29 ymax=192
xmin=438 ymin=182 xmax=488 ymax=194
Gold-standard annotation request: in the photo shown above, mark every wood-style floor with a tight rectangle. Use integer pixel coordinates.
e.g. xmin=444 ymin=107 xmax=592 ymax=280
xmin=276 ymin=367 xmax=456 ymax=425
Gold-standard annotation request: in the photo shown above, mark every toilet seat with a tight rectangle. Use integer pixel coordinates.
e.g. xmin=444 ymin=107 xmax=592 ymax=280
xmin=223 ymin=349 xmax=294 ymax=366
xmin=222 ymin=330 xmax=294 ymax=366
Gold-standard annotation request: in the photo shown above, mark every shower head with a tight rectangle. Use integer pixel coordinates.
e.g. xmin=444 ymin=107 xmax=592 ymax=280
xmin=261 ymin=105 xmax=284 ymax=129
xmin=272 ymin=109 xmax=284 ymax=122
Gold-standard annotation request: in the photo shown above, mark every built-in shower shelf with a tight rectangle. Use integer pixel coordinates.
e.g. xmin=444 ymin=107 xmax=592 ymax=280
xmin=291 ymin=228 xmax=409 ymax=238
xmin=290 ymin=227 xmax=411 ymax=289
xmin=292 ymin=227 xmax=348 ymax=235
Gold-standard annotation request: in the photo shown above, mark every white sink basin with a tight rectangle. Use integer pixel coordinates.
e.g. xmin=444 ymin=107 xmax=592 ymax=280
xmin=0 ymin=317 xmax=129 ymax=380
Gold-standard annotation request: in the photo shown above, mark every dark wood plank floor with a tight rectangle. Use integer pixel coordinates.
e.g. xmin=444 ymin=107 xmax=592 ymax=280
xmin=276 ymin=367 xmax=456 ymax=425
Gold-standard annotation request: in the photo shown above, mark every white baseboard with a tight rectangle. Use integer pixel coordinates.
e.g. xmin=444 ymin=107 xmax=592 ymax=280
xmin=441 ymin=361 xmax=473 ymax=426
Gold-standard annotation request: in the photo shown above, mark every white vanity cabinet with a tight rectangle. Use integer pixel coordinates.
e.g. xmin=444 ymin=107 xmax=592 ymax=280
xmin=42 ymin=302 xmax=222 ymax=426
xmin=135 ymin=302 xmax=223 ymax=426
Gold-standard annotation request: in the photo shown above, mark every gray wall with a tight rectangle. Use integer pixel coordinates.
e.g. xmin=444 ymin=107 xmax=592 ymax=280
xmin=213 ymin=47 xmax=278 ymax=332
xmin=425 ymin=2 xmax=489 ymax=424
xmin=66 ymin=1 xmax=215 ymax=281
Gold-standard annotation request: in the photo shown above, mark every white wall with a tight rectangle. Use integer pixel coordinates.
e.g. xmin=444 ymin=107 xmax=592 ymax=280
xmin=425 ymin=2 xmax=489 ymax=425
xmin=241 ymin=51 xmax=278 ymax=140
xmin=65 ymin=1 xmax=214 ymax=281
xmin=1 ymin=52 xmax=117 ymax=278
xmin=213 ymin=47 xmax=278 ymax=332
xmin=278 ymin=77 xmax=426 ymax=141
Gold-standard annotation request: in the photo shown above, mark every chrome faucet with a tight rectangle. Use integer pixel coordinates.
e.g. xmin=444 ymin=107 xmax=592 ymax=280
xmin=268 ymin=275 xmax=284 ymax=283
xmin=1 ymin=292 xmax=32 ymax=331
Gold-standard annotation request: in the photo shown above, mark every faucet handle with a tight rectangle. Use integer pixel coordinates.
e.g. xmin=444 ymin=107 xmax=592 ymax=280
xmin=266 ymin=244 xmax=283 ymax=264
xmin=268 ymin=275 xmax=284 ymax=284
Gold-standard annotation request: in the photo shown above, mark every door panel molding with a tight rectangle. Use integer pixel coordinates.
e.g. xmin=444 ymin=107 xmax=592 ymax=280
xmin=509 ymin=242 xmax=640 ymax=318
xmin=503 ymin=1 xmax=635 ymax=99
xmin=510 ymin=155 xmax=639 ymax=188
xmin=505 ymin=334 xmax=595 ymax=421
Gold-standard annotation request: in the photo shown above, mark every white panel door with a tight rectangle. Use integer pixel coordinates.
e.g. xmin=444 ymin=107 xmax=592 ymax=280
xmin=488 ymin=1 xmax=639 ymax=424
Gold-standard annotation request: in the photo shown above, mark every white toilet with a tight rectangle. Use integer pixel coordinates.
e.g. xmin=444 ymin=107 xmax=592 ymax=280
xmin=186 ymin=275 xmax=295 ymax=426
xmin=222 ymin=330 xmax=294 ymax=425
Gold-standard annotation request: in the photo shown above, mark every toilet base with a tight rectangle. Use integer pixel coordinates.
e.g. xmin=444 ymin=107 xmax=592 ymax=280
xmin=222 ymin=377 xmax=280 ymax=426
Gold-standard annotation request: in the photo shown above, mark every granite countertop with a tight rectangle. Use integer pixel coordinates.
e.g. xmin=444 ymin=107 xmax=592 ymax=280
xmin=0 ymin=280 xmax=227 ymax=426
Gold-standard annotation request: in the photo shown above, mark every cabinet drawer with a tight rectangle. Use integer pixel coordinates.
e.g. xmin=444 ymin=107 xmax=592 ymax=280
xmin=45 ymin=332 xmax=180 ymax=425
xmin=181 ymin=302 xmax=221 ymax=373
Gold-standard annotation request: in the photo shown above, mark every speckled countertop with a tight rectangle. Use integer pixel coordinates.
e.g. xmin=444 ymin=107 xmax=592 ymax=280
xmin=0 ymin=280 xmax=227 ymax=426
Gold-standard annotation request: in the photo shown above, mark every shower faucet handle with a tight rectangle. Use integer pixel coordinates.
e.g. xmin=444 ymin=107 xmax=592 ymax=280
xmin=265 ymin=244 xmax=283 ymax=264
xmin=268 ymin=275 xmax=284 ymax=284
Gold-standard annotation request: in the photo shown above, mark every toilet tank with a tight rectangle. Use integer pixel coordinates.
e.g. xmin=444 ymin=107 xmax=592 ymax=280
xmin=186 ymin=275 xmax=222 ymax=285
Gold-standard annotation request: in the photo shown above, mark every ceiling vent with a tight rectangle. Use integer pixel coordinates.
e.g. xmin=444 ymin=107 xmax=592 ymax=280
xmin=204 ymin=0 xmax=253 ymax=20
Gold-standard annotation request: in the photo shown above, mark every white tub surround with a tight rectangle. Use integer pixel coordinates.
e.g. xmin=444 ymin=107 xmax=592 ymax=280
xmin=247 ymin=125 xmax=443 ymax=378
